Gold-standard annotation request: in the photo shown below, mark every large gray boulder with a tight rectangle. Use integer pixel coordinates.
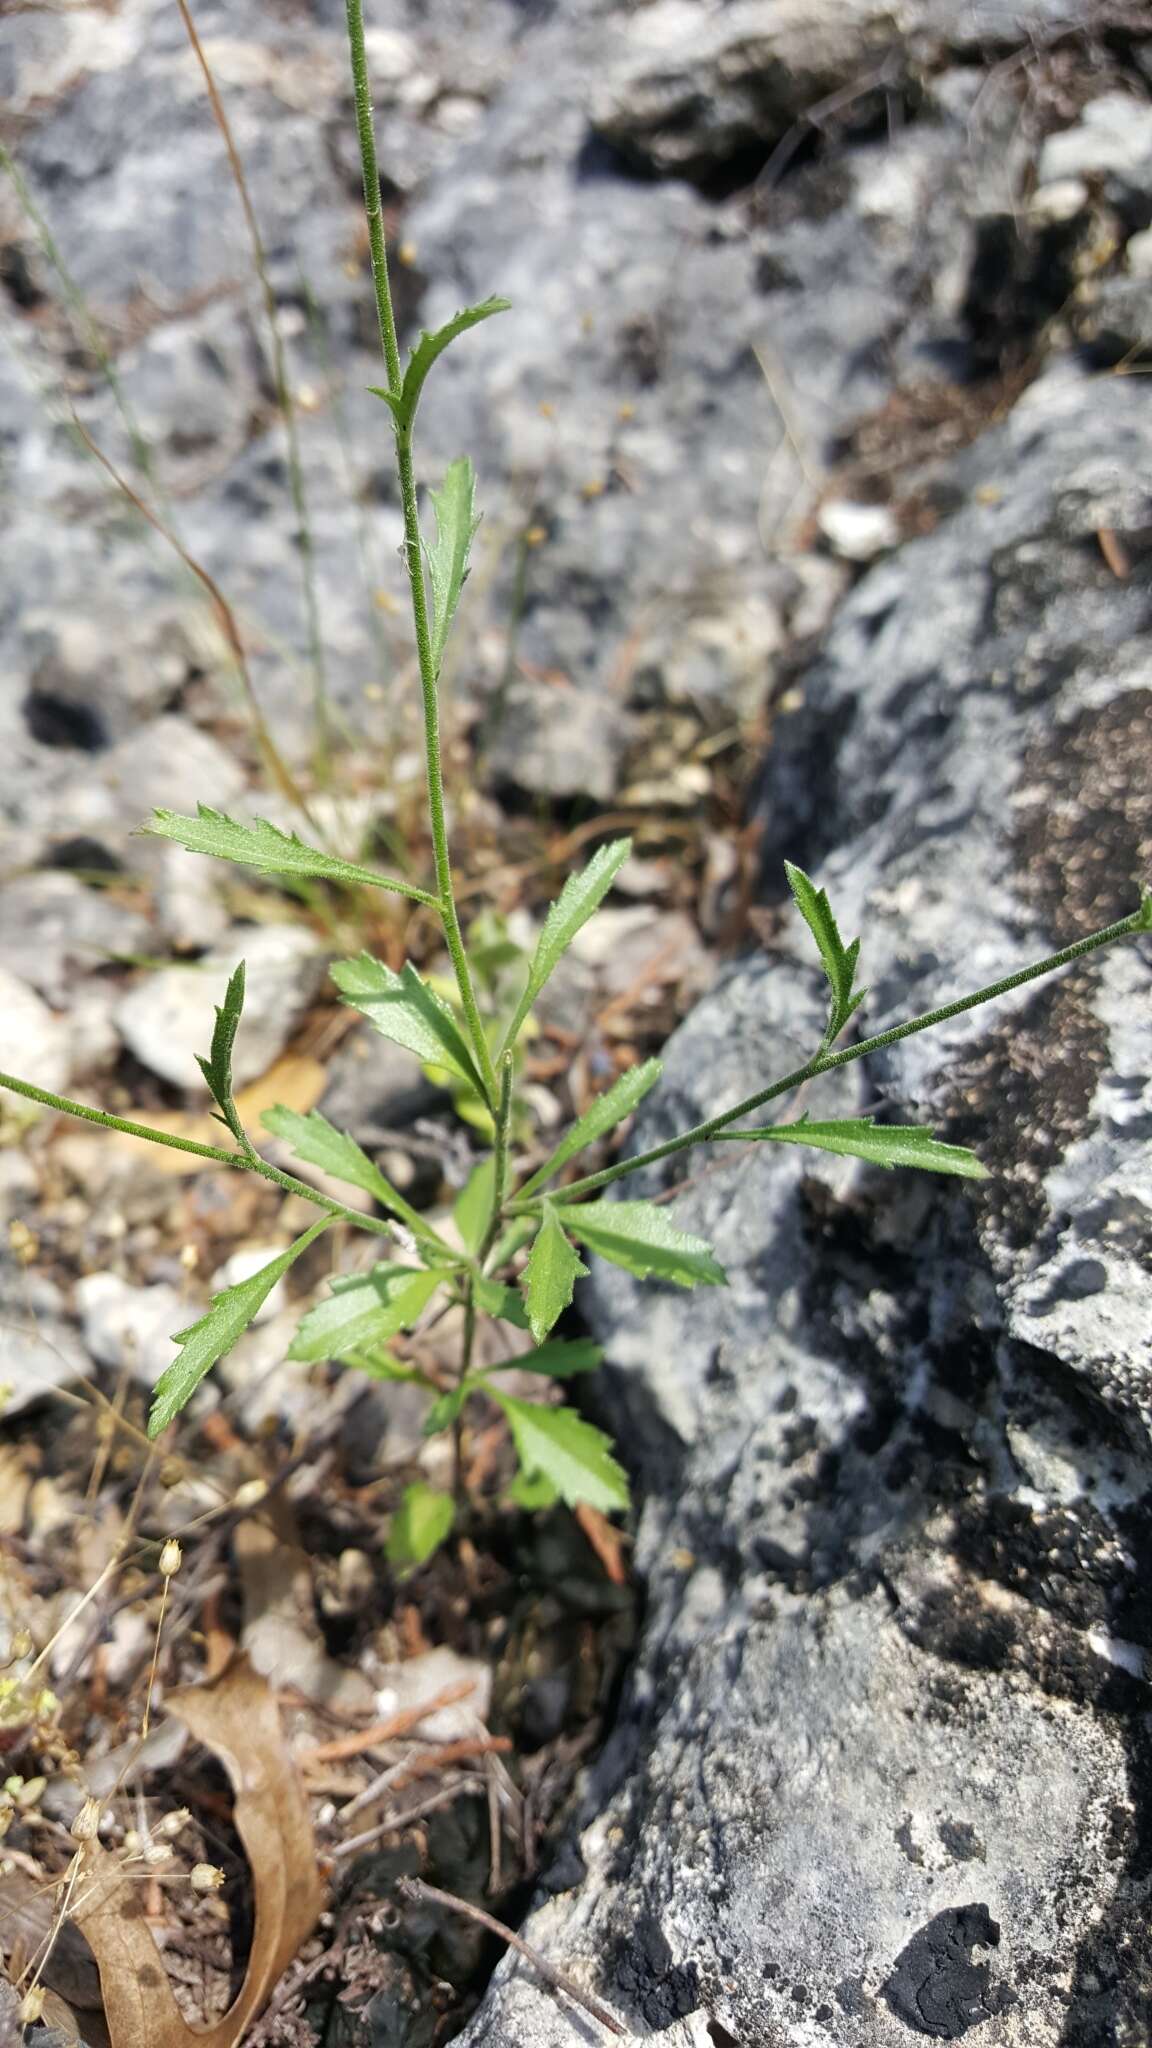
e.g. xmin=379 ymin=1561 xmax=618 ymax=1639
xmin=461 ymin=365 xmax=1152 ymax=2044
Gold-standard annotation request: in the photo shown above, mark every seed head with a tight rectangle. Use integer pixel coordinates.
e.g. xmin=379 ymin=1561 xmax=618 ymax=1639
xmin=159 ymin=1539 xmax=183 ymax=1578
xmin=190 ymin=1861 xmax=226 ymax=1894
xmin=70 ymin=1797 xmax=102 ymax=1842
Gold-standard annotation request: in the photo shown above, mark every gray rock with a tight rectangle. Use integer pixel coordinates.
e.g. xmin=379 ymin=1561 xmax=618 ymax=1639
xmin=481 ymin=678 xmax=635 ymax=804
xmin=462 ymin=364 xmax=1152 ymax=2045
xmin=0 ymin=968 xmax=68 ymax=1122
xmin=4 ymin=0 xmax=1118 ymax=819
xmin=0 ymin=1272 xmax=89 ymax=1417
xmin=75 ymin=1273 xmax=186 ymax=1387
xmin=0 ymin=875 xmax=150 ymax=1009
xmin=115 ymin=922 xmax=324 ymax=1092
xmin=1037 ymin=91 xmax=1152 ymax=185
xmin=1074 ymin=272 xmax=1152 ymax=364
xmin=590 ymin=0 xmax=907 ymax=181
xmin=152 ymin=842 xmax=231 ymax=954
xmin=318 ymin=1023 xmax=445 ymax=1140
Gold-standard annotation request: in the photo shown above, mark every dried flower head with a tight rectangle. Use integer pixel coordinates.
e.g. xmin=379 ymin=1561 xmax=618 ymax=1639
xmin=159 ymin=1538 xmax=183 ymax=1578
xmin=70 ymin=1796 xmax=102 ymax=1842
xmin=190 ymin=1861 xmax=226 ymax=1894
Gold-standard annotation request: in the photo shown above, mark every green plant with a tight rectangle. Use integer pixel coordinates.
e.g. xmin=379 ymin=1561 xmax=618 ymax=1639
xmin=2 ymin=0 xmax=1150 ymax=1573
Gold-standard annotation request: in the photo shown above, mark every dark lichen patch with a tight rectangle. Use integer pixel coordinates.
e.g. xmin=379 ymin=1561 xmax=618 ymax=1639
xmin=901 ymin=1555 xmax=1149 ymax=1713
xmin=938 ymin=1820 xmax=986 ymax=1865
xmin=896 ymin=1816 xmax=926 ymax=1866
xmin=883 ymin=1904 xmax=1008 ymax=2040
xmin=1015 ymin=690 xmax=1152 ymax=937
xmin=950 ymin=1494 xmax=1127 ymax=1637
xmin=611 ymin=1913 xmax=700 ymax=2027
xmin=944 ymin=976 xmax=1107 ymax=1253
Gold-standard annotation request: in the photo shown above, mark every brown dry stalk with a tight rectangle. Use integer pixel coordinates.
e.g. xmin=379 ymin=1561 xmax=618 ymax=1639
xmin=72 ymin=418 xmax=312 ymax=817
xmin=383 ymin=1734 xmax=511 ymax=1791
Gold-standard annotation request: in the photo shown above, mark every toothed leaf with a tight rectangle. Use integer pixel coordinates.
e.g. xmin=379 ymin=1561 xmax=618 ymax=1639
xmin=502 ymin=840 xmax=632 ymax=1052
xmin=561 ymin=1201 xmax=726 ymax=1288
xmin=146 ymin=805 xmax=434 ymax=905
xmin=453 ymin=1155 xmax=496 ymax=1254
xmin=489 ymin=1338 xmax=602 ymax=1378
xmin=148 ymin=1219 xmax=328 ymax=1436
xmin=718 ymin=1116 xmax=988 ymax=1178
xmin=261 ymin=1103 xmax=441 ymax=1242
xmin=424 ymin=457 xmax=481 ymax=677
xmin=519 ymin=1059 xmax=663 ymax=1198
xmin=508 ymin=1468 xmax=559 ymax=1511
xmin=195 ymin=962 xmax=247 ymax=1146
xmin=492 ymin=1392 xmax=629 ymax=1514
xmin=784 ymin=860 xmax=866 ymax=1046
xmin=331 ymin=954 xmax=485 ymax=1096
xmin=371 ymin=296 xmax=510 ymax=436
xmin=472 ymin=1276 xmax=531 ymax=1327
xmin=521 ymin=1204 xmax=587 ymax=1343
xmin=387 ymin=1482 xmax=455 ymax=1576
xmin=288 ymin=1263 xmax=443 ymax=1363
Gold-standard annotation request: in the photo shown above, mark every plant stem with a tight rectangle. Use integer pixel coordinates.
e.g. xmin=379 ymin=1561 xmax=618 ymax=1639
xmin=0 ymin=1069 xmax=434 ymax=1244
xmin=484 ymin=1056 xmax=514 ymax=1254
xmin=344 ymin=0 xmax=497 ymax=1108
xmin=512 ymin=901 xmax=1150 ymax=1209
xmin=453 ymin=1283 xmax=477 ymax=1514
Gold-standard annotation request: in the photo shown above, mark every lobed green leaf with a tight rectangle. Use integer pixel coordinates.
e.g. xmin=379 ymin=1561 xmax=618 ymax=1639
xmin=425 ymin=457 xmax=480 ymax=678
xmin=423 ymin=1384 xmax=470 ymax=1435
xmin=561 ymin=1200 xmax=726 ymax=1288
xmin=288 ymin=1263 xmax=443 ymax=1363
xmin=453 ymin=1155 xmax=496 ymax=1255
xmin=332 ymin=954 xmax=485 ymax=1097
xmin=387 ymin=1481 xmax=455 ymax=1576
xmin=196 ymin=961 xmax=248 ymax=1148
xmin=521 ymin=1204 xmax=587 ymax=1343
xmin=149 ymin=1218 xmax=329 ymax=1437
xmin=370 ymin=296 xmax=511 ymax=438
xmin=518 ymin=1059 xmax=663 ymax=1199
xmin=507 ymin=1468 xmax=560 ymax=1511
xmin=472 ymin=1276 xmax=531 ymax=1327
xmin=718 ymin=1115 xmax=988 ymax=1179
xmin=488 ymin=1338 xmax=602 ymax=1379
xmin=261 ymin=1103 xmax=442 ymax=1241
xmin=501 ymin=839 xmax=632 ymax=1054
xmin=145 ymin=805 xmax=436 ymax=906
xmin=491 ymin=1391 xmax=629 ymax=1514
xmin=784 ymin=860 xmax=866 ymax=1047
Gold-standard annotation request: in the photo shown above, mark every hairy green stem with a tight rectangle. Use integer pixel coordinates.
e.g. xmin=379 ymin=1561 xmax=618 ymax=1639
xmin=484 ymin=1057 xmax=514 ymax=1253
xmin=511 ymin=902 xmax=1149 ymax=1209
xmin=0 ymin=1069 xmax=417 ymax=1242
xmin=453 ymin=1283 xmax=478 ymax=1512
xmin=344 ymin=0 xmax=496 ymax=1104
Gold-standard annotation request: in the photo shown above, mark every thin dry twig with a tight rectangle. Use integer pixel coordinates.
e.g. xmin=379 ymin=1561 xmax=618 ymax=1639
xmin=397 ymin=1876 xmax=625 ymax=2037
xmin=296 ymin=1679 xmax=477 ymax=1766
xmin=72 ymin=417 xmax=313 ymax=818
xmin=329 ymin=1778 xmax=486 ymax=1861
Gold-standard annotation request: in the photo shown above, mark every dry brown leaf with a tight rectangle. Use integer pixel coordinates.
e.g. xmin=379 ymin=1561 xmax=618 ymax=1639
xmin=0 ymin=1869 xmax=104 ymax=2009
xmin=72 ymin=1657 xmax=324 ymax=2048
xmin=109 ymin=1057 xmax=326 ymax=1177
